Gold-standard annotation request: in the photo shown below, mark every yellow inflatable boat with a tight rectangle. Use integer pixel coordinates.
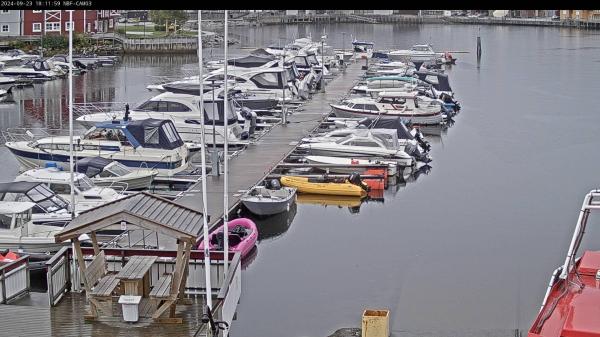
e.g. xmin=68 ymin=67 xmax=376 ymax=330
xmin=280 ymin=176 xmax=367 ymax=197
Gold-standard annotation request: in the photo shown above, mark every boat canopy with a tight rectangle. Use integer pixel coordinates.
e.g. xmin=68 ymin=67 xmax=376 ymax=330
xmin=414 ymin=71 xmax=452 ymax=92
xmin=227 ymin=55 xmax=276 ymax=68
xmin=91 ymin=119 xmax=184 ymax=150
xmin=358 ymin=118 xmax=415 ymax=140
xmin=250 ymin=48 xmax=276 ymax=57
xmin=0 ymin=181 xmax=69 ymax=212
xmin=0 ymin=201 xmax=35 ymax=215
xmin=75 ymin=156 xmax=113 ymax=177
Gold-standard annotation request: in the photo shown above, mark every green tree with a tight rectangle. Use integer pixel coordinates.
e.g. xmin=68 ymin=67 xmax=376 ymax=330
xmin=149 ymin=10 xmax=187 ymax=26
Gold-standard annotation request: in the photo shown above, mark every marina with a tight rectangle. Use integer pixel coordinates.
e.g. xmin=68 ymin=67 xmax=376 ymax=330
xmin=0 ymin=12 xmax=599 ymax=337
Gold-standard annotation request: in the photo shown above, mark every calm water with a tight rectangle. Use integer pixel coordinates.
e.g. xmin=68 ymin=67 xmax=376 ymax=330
xmin=2 ymin=23 xmax=600 ymax=336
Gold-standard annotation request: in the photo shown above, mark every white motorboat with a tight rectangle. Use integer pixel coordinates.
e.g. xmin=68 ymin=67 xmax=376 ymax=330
xmin=0 ymin=201 xmax=68 ymax=253
xmin=241 ymin=183 xmax=297 ymax=216
xmin=352 ymin=75 xmax=419 ymax=95
xmin=75 ymin=91 xmax=248 ymax=148
xmin=388 ymin=44 xmax=441 ymax=62
xmin=304 ymin=155 xmax=398 ymax=176
xmin=297 ymin=132 xmax=414 ymax=167
xmin=0 ymin=59 xmax=64 ymax=80
xmin=75 ymin=156 xmax=157 ymax=190
xmin=15 ymin=167 xmax=128 ymax=213
xmin=330 ymin=92 xmax=444 ymax=125
xmin=5 ymin=119 xmax=191 ymax=178
xmin=0 ymin=181 xmax=72 ymax=228
xmin=352 ymin=40 xmax=374 ymax=59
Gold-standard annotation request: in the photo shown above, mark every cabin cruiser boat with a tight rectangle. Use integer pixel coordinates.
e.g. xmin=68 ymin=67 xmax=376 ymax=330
xmin=0 ymin=59 xmax=65 ymax=80
xmin=0 ymin=182 xmax=72 ymax=227
xmin=297 ymin=132 xmax=415 ymax=167
xmin=413 ymin=70 xmax=455 ymax=99
xmin=302 ymin=128 xmax=430 ymax=163
xmin=527 ymin=189 xmax=600 ymax=337
xmin=75 ymin=157 xmax=157 ymax=190
xmin=352 ymin=76 xmax=419 ymax=95
xmin=330 ymin=92 xmax=444 ymax=125
xmin=353 ymin=40 xmax=374 ymax=58
xmin=46 ymin=55 xmax=87 ymax=74
xmin=0 ymin=201 xmax=68 ymax=254
xmin=72 ymin=54 xmax=119 ymax=67
xmin=76 ymin=91 xmax=248 ymax=147
xmin=15 ymin=167 xmax=127 ymax=213
xmin=388 ymin=44 xmax=440 ymax=62
xmin=0 ymin=49 xmax=38 ymax=66
xmin=5 ymin=119 xmax=191 ymax=178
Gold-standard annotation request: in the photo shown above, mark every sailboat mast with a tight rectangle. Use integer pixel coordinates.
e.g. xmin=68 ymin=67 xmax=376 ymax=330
xmin=197 ymin=10 xmax=212 ymax=310
xmin=223 ymin=10 xmax=229 ymax=275
xmin=68 ymin=10 xmax=75 ymax=218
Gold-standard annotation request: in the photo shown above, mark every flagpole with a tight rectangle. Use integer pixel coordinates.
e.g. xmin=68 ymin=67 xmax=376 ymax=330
xmin=68 ymin=10 xmax=75 ymax=219
xmin=198 ymin=10 xmax=212 ymax=310
xmin=223 ymin=10 xmax=229 ymax=276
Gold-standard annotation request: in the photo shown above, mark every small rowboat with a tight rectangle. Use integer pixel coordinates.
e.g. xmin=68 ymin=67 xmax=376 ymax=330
xmin=241 ymin=185 xmax=297 ymax=216
xmin=197 ymin=218 xmax=258 ymax=259
xmin=280 ymin=175 xmax=367 ymax=197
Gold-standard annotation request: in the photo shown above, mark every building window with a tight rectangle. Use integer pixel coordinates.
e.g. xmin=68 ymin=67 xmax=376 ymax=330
xmin=32 ymin=22 xmax=42 ymax=32
xmin=46 ymin=22 xmax=60 ymax=31
xmin=109 ymin=19 xmax=114 ymax=28
xmin=1 ymin=25 xmax=8 ymax=33
xmin=87 ymin=22 xmax=91 ymax=32
xmin=94 ymin=20 xmax=98 ymax=30
xmin=33 ymin=10 xmax=42 ymax=13
xmin=1 ymin=10 xmax=9 ymax=14
xmin=65 ymin=21 xmax=72 ymax=31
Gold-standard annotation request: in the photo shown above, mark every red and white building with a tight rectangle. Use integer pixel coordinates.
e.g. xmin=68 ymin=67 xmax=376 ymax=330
xmin=22 ymin=10 xmax=99 ymax=35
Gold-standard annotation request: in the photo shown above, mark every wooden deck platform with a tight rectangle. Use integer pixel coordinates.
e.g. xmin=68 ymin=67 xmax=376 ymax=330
xmin=176 ymin=61 xmax=365 ymax=229
xmin=1 ymin=292 xmax=206 ymax=336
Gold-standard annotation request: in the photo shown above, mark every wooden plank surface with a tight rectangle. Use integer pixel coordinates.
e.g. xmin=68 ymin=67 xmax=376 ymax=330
xmin=176 ymin=62 xmax=364 ymax=233
xmin=116 ymin=256 xmax=158 ymax=280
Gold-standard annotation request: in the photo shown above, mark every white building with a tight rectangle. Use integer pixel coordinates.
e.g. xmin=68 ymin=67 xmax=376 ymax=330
xmin=0 ymin=10 xmax=22 ymax=37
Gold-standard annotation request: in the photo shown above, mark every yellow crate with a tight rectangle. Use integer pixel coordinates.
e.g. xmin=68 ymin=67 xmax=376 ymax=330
xmin=361 ymin=309 xmax=390 ymax=337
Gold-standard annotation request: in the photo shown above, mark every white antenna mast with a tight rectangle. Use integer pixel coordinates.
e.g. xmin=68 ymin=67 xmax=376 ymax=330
xmin=68 ymin=10 xmax=75 ymax=218
xmin=223 ymin=10 xmax=229 ymax=276
xmin=197 ymin=10 xmax=212 ymax=310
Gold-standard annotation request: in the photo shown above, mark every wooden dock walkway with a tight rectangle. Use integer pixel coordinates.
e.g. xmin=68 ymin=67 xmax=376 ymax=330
xmin=175 ymin=61 xmax=365 ymax=229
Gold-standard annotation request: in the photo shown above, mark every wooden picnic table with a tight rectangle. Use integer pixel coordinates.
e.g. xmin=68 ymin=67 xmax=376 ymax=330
xmin=115 ymin=255 xmax=158 ymax=296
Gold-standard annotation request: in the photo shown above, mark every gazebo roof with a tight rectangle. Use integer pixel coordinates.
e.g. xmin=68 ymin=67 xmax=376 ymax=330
xmin=55 ymin=192 xmax=207 ymax=242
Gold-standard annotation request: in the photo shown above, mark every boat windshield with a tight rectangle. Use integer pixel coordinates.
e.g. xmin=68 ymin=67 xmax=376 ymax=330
xmin=0 ymin=185 xmax=69 ymax=213
xmin=307 ymin=54 xmax=319 ymax=65
xmin=105 ymin=162 xmax=131 ymax=177
xmin=74 ymin=176 xmax=94 ymax=191
xmin=335 ymin=135 xmax=353 ymax=144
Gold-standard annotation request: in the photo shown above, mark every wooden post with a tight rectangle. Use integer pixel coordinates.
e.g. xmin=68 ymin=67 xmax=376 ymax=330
xmin=90 ymin=231 xmax=100 ymax=255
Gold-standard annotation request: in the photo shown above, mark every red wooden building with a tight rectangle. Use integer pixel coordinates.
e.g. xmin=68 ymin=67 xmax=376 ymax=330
xmin=22 ymin=10 xmax=99 ymax=36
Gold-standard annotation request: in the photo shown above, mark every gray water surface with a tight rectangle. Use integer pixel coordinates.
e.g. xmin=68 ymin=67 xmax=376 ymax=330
xmin=2 ymin=23 xmax=600 ymax=337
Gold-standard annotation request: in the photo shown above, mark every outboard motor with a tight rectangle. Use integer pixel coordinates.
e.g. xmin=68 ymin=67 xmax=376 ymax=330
xmin=265 ymin=179 xmax=282 ymax=190
xmin=413 ymin=128 xmax=431 ymax=153
xmin=240 ymin=107 xmax=257 ymax=136
xmin=348 ymin=172 xmax=370 ymax=192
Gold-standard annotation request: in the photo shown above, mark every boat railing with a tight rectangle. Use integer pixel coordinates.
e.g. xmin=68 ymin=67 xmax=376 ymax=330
xmin=1 ymin=127 xmax=67 ymax=145
xmin=72 ymin=101 xmax=128 ymax=118
xmin=0 ymin=255 xmax=30 ymax=304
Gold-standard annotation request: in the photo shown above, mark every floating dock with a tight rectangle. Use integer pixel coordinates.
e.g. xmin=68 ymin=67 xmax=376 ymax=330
xmin=176 ymin=61 xmax=365 ymax=229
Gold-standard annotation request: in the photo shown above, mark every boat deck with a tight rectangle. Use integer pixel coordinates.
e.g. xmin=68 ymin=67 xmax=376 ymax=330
xmin=176 ymin=61 xmax=365 ymax=229
xmin=0 ymin=292 xmax=207 ymax=336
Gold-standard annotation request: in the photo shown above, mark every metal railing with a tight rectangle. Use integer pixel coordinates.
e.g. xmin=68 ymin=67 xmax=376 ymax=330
xmin=0 ymin=255 xmax=30 ymax=304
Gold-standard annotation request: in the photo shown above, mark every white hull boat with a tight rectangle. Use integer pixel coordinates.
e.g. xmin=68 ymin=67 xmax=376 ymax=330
xmin=241 ymin=184 xmax=297 ymax=216
xmin=305 ymin=155 xmax=398 ymax=176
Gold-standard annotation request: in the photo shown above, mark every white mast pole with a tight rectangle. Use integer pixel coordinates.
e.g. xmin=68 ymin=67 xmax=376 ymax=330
xmin=68 ymin=10 xmax=75 ymax=218
xmin=198 ymin=10 xmax=212 ymax=310
xmin=223 ymin=10 xmax=229 ymax=276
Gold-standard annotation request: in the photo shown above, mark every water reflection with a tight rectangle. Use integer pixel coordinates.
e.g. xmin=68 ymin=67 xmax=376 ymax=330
xmin=241 ymin=202 xmax=298 ymax=243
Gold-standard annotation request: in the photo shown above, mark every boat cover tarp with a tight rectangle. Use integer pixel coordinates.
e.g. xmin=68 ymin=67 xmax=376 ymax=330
xmin=227 ymin=55 xmax=275 ymax=68
xmin=414 ymin=70 xmax=452 ymax=92
xmin=359 ymin=118 xmax=414 ymax=140
xmin=125 ymin=119 xmax=184 ymax=150
xmin=250 ymin=48 xmax=276 ymax=57
xmin=0 ymin=181 xmax=44 ymax=194
xmin=75 ymin=156 xmax=112 ymax=177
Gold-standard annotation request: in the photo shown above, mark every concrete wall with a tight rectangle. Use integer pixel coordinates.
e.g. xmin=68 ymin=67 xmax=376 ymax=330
xmin=0 ymin=10 xmax=21 ymax=37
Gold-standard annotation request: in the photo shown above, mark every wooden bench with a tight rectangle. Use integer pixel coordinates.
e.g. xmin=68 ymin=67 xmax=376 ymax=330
xmin=83 ymin=251 xmax=107 ymax=288
xmin=149 ymin=273 xmax=173 ymax=299
xmin=90 ymin=274 xmax=119 ymax=297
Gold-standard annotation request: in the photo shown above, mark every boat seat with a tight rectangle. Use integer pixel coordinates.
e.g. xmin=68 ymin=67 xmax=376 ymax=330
xmin=149 ymin=273 xmax=173 ymax=299
xmin=90 ymin=274 xmax=119 ymax=297
xmin=228 ymin=233 xmax=242 ymax=247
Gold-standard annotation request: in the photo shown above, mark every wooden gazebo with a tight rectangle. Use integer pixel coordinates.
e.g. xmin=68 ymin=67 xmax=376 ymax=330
xmin=55 ymin=192 xmax=207 ymax=323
